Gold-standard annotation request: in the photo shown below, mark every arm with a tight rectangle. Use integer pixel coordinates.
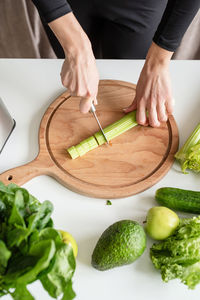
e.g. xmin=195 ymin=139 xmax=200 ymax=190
xmin=153 ymin=0 xmax=200 ymax=52
xmin=125 ymin=1 xmax=200 ymax=127
xmin=32 ymin=1 xmax=99 ymax=113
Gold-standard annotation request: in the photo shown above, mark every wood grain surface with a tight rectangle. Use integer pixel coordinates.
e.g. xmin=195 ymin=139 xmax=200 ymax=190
xmin=0 ymin=80 xmax=179 ymax=199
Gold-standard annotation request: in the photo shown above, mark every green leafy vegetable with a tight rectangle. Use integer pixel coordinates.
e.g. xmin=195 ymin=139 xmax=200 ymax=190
xmin=106 ymin=200 xmax=112 ymax=206
xmin=12 ymin=284 xmax=34 ymax=300
xmin=0 ymin=241 xmax=11 ymax=274
xmin=62 ymin=280 xmax=76 ymax=300
xmin=150 ymin=216 xmax=200 ymax=289
xmin=0 ymin=181 xmax=76 ymax=299
xmin=40 ymin=243 xmax=75 ymax=298
xmin=175 ymin=123 xmax=200 ymax=173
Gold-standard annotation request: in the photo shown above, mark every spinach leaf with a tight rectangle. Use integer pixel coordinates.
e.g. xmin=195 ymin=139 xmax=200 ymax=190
xmin=27 ymin=201 xmax=53 ymax=231
xmin=6 ymin=227 xmax=29 ymax=248
xmin=12 ymin=284 xmax=34 ymax=300
xmin=0 ymin=240 xmax=11 ymax=274
xmin=39 ymin=228 xmax=62 ymax=244
xmin=62 ymin=280 xmax=76 ymax=300
xmin=0 ymin=182 xmax=14 ymax=195
xmin=40 ymin=243 xmax=76 ymax=298
xmin=8 ymin=190 xmax=26 ymax=228
xmin=0 ymin=200 xmax=6 ymax=216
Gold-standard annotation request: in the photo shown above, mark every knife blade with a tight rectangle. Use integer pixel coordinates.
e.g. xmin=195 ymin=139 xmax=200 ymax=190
xmin=90 ymin=103 xmax=109 ymax=144
xmin=0 ymin=98 xmax=16 ymax=154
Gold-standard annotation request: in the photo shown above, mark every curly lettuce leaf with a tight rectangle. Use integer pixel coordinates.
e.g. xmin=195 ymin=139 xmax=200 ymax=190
xmin=150 ymin=216 xmax=200 ymax=289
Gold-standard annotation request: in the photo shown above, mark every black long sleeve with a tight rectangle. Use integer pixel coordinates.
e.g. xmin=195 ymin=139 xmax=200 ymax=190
xmin=32 ymin=0 xmax=72 ymax=23
xmin=153 ymin=0 xmax=200 ymax=51
xmin=32 ymin=0 xmax=200 ymax=52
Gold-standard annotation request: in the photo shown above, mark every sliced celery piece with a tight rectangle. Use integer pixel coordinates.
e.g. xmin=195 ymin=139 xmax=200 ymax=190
xmin=67 ymin=146 xmax=79 ymax=159
xmin=67 ymin=136 xmax=98 ymax=159
xmin=94 ymin=111 xmax=137 ymax=145
xmin=76 ymin=144 xmax=86 ymax=157
xmin=80 ymin=136 xmax=98 ymax=152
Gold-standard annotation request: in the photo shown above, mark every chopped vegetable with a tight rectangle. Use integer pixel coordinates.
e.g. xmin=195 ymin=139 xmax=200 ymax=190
xmin=94 ymin=111 xmax=137 ymax=146
xmin=0 ymin=182 xmax=76 ymax=300
xmin=175 ymin=123 xmax=200 ymax=173
xmin=106 ymin=200 xmax=112 ymax=206
xmin=67 ymin=111 xmax=137 ymax=159
xmin=150 ymin=216 xmax=200 ymax=289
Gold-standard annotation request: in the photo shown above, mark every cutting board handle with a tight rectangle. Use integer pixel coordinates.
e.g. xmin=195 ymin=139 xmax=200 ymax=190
xmin=0 ymin=157 xmax=49 ymax=186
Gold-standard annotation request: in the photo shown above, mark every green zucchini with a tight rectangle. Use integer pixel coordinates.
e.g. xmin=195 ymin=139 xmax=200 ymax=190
xmin=155 ymin=187 xmax=200 ymax=214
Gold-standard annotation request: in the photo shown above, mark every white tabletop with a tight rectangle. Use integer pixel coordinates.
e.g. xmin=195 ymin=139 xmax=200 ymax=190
xmin=0 ymin=59 xmax=200 ymax=300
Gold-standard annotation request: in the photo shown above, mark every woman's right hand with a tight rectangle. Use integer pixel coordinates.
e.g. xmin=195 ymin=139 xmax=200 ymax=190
xmin=61 ymin=43 xmax=99 ymax=113
xmin=49 ymin=12 xmax=99 ymax=113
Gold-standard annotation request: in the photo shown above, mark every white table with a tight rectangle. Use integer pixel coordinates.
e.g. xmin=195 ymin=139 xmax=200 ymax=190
xmin=0 ymin=59 xmax=200 ymax=300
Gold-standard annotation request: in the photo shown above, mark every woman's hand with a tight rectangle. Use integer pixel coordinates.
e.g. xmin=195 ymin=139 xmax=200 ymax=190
xmin=124 ymin=42 xmax=174 ymax=127
xmin=49 ymin=12 xmax=99 ymax=113
xmin=60 ymin=44 xmax=99 ymax=113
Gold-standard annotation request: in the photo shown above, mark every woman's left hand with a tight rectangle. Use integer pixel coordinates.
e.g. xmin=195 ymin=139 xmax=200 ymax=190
xmin=124 ymin=42 xmax=174 ymax=127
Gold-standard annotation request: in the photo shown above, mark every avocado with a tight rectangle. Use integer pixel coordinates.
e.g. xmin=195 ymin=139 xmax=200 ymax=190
xmin=91 ymin=220 xmax=146 ymax=271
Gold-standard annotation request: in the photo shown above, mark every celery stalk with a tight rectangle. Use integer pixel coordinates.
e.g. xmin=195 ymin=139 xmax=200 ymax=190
xmin=67 ymin=136 xmax=98 ymax=159
xmin=76 ymin=144 xmax=86 ymax=157
xmin=175 ymin=123 xmax=200 ymax=173
xmin=67 ymin=111 xmax=138 ymax=159
xmin=94 ymin=111 xmax=137 ymax=145
xmin=80 ymin=137 xmax=98 ymax=152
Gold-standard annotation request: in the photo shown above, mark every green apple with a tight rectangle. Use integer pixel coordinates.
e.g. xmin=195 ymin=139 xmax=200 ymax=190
xmin=146 ymin=206 xmax=179 ymax=240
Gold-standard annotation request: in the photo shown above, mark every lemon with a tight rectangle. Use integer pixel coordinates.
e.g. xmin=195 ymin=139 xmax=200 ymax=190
xmin=59 ymin=230 xmax=78 ymax=257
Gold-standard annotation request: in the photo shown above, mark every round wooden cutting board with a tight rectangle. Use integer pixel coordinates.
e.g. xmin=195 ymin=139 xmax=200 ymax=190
xmin=0 ymin=80 xmax=179 ymax=199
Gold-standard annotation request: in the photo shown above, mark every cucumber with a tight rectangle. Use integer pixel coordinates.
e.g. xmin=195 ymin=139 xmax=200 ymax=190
xmin=155 ymin=187 xmax=200 ymax=214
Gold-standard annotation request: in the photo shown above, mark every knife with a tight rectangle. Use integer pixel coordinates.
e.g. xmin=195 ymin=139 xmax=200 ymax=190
xmin=90 ymin=103 xmax=109 ymax=144
xmin=0 ymin=98 xmax=16 ymax=154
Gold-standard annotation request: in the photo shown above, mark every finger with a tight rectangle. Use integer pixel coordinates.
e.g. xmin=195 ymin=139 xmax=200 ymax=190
xmin=123 ymin=98 xmax=137 ymax=113
xmin=136 ymin=99 xmax=147 ymax=126
xmin=79 ymin=97 xmax=93 ymax=113
xmin=157 ymin=101 xmax=168 ymax=122
xmin=166 ymin=97 xmax=174 ymax=115
xmin=148 ymin=101 xmax=160 ymax=127
xmin=94 ymin=97 xmax=98 ymax=105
